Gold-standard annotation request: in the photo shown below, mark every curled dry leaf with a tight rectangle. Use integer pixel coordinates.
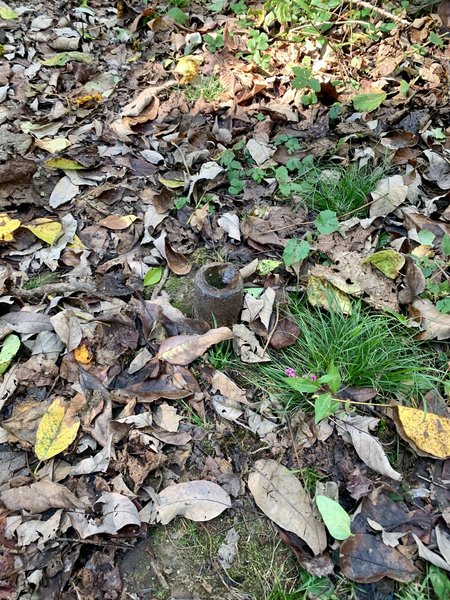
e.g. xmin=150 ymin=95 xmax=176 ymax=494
xmin=0 ymin=480 xmax=85 ymax=514
xmin=394 ymin=406 xmax=450 ymax=459
xmin=157 ymin=327 xmax=232 ymax=365
xmin=156 ymin=480 xmax=232 ymax=524
xmin=69 ymin=492 xmax=141 ymax=539
xmin=232 ymin=324 xmax=270 ymax=363
xmin=340 ymin=533 xmax=420 ymax=583
xmin=153 ymin=231 xmax=191 ymax=275
xmin=248 ymin=459 xmax=327 ymax=556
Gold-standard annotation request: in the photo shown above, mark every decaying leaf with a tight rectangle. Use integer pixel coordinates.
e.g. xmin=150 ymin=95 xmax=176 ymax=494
xmin=157 ymin=327 xmax=232 ymax=365
xmin=362 ymin=250 xmax=405 ymax=279
xmin=156 ymin=480 xmax=231 ymax=524
xmin=248 ymin=459 xmax=327 ymax=556
xmin=35 ymin=396 xmax=80 ymax=461
xmin=394 ymin=406 xmax=450 ymax=459
xmin=413 ymin=534 xmax=450 ymax=572
xmin=370 ymin=175 xmax=408 ymax=217
xmin=340 ymin=533 xmax=420 ymax=583
xmin=0 ymin=212 xmax=21 ymax=242
xmin=232 ymin=324 xmax=270 ymax=363
xmin=0 ymin=480 xmax=85 ymax=514
xmin=336 ymin=415 xmax=402 ymax=481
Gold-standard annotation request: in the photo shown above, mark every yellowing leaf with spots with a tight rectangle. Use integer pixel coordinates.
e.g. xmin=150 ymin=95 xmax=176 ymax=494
xmin=35 ymin=397 xmax=80 ymax=461
xmin=394 ymin=406 xmax=450 ymax=459
xmin=0 ymin=213 xmax=21 ymax=242
xmin=173 ymin=56 xmax=202 ymax=84
xmin=97 ymin=214 xmax=138 ymax=230
xmin=23 ymin=218 xmax=63 ymax=245
xmin=363 ymin=250 xmax=405 ymax=279
xmin=74 ymin=343 xmax=93 ymax=364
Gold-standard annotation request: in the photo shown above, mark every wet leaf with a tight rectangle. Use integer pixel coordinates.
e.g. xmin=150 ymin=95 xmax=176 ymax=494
xmin=363 ymin=250 xmax=405 ymax=279
xmin=35 ymin=397 xmax=80 ymax=461
xmin=156 ymin=480 xmax=231 ymax=524
xmin=23 ymin=218 xmax=63 ymax=245
xmin=316 ymin=495 xmax=352 ymax=540
xmin=157 ymin=327 xmax=233 ymax=365
xmin=0 ymin=334 xmax=20 ymax=375
xmin=248 ymin=459 xmax=327 ymax=555
xmin=394 ymin=406 xmax=450 ymax=459
xmin=353 ymin=92 xmax=386 ymax=112
xmin=340 ymin=533 xmax=420 ymax=583
xmin=0 ymin=212 xmax=21 ymax=242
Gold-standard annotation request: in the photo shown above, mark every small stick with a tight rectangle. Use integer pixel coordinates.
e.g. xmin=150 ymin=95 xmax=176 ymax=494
xmin=349 ymin=0 xmax=409 ymax=25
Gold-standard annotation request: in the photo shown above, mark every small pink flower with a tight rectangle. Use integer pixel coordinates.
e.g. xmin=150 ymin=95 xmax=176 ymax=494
xmin=284 ymin=367 xmax=298 ymax=378
xmin=310 ymin=374 xmax=318 ymax=382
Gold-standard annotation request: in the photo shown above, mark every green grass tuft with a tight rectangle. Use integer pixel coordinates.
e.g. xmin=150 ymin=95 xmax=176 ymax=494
xmin=296 ymin=162 xmax=384 ymax=216
xmin=257 ymin=296 xmax=438 ymax=408
xmin=183 ymin=75 xmax=224 ymax=103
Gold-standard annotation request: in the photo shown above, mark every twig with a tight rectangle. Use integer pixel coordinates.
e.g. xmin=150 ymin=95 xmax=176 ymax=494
xmin=262 ymin=304 xmax=280 ymax=354
xmin=151 ymin=265 xmax=170 ymax=300
xmin=349 ymin=0 xmax=409 ymax=25
xmin=10 ymin=282 xmax=110 ymax=301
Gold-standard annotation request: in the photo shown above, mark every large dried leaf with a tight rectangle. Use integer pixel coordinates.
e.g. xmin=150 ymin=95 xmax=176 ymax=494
xmin=394 ymin=406 xmax=450 ymax=459
xmin=156 ymin=480 xmax=231 ymax=524
xmin=369 ymin=175 xmax=408 ymax=217
xmin=0 ymin=480 xmax=84 ymax=514
xmin=69 ymin=492 xmax=141 ymax=539
xmin=248 ymin=459 xmax=327 ymax=556
xmin=413 ymin=534 xmax=450 ymax=572
xmin=1 ymin=311 xmax=53 ymax=334
xmin=336 ymin=415 xmax=402 ymax=481
xmin=157 ymin=327 xmax=232 ymax=365
xmin=340 ymin=533 xmax=420 ymax=583
xmin=35 ymin=396 xmax=81 ymax=461
xmin=410 ymin=298 xmax=450 ymax=340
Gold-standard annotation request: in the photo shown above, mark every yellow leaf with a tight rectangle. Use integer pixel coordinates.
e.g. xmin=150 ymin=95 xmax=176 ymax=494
xmin=394 ymin=406 xmax=450 ymax=459
xmin=173 ymin=56 xmax=202 ymax=84
xmin=307 ymin=275 xmax=353 ymax=315
xmin=74 ymin=343 xmax=93 ymax=364
xmin=35 ymin=397 xmax=80 ymax=461
xmin=362 ymin=250 xmax=405 ymax=279
xmin=67 ymin=234 xmax=86 ymax=251
xmin=97 ymin=214 xmax=138 ymax=230
xmin=34 ymin=137 xmax=72 ymax=153
xmin=44 ymin=157 xmax=86 ymax=170
xmin=0 ymin=213 xmax=21 ymax=243
xmin=23 ymin=218 xmax=63 ymax=245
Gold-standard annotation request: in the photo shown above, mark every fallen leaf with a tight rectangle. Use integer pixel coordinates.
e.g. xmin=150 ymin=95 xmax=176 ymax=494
xmin=44 ymin=157 xmax=87 ymax=170
xmin=413 ymin=534 xmax=450 ymax=572
xmin=70 ymin=435 xmax=112 ymax=476
xmin=353 ymin=92 xmax=386 ymax=112
xmin=0 ymin=334 xmax=20 ymax=375
xmin=362 ymin=250 xmax=405 ymax=279
xmin=23 ymin=218 xmax=63 ymax=245
xmin=410 ymin=298 xmax=450 ymax=340
xmin=69 ymin=492 xmax=140 ymax=539
xmin=35 ymin=396 xmax=80 ymax=461
xmin=217 ymin=212 xmax=241 ymax=241
xmin=370 ymin=175 xmax=408 ymax=218
xmin=173 ymin=55 xmax=202 ymax=83
xmin=232 ymin=324 xmax=270 ymax=363
xmin=1 ymin=311 xmax=53 ymax=335
xmin=97 ymin=214 xmax=138 ymax=230
xmin=269 ymin=317 xmax=300 ymax=349
xmin=394 ymin=406 xmax=450 ymax=459
xmin=248 ymin=459 xmax=327 ymax=556
xmin=157 ymin=327 xmax=232 ymax=365
xmin=0 ymin=480 xmax=84 ymax=514
xmin=336 ymin=415 xmax=402 ymax=481
xmin=40 ymin=51 xmax=93 ymax=66
xmin=156 ymin=480 xmax=231 ymax=524
xmin=340 ymin=533 xmax=420 ymax=583
xmin=316 ymin=495 xmax=352 ymax=540
xmin=0 ymin=212 xmax=21 ymax=242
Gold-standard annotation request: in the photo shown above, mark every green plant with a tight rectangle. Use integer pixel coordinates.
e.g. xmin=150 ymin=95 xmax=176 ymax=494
xmin=291 ymin=66 xmax=321 ymax=105
xmin=203 ymin=31 xmax=224 ymax=52
xmin=208 ymin=339 xmax=234 ymax=371
xmin=183 ymin=75 xmax=224 ymax=102
xmin=274 ymin=133 xmax=302 ymax=155
xmin=293 ymin=162 xmax=384 ymax=216
xmin=396 ymin=564 xmax=449 ymax=600
xmin=247 ymin=29 xmax=270 ymax=69
xmin=23 ymin=271 xmax=60 ymax=290
xmin=219 ymin=149 xmax=246 ymax=195
xmin=257 ymin=296 xmax=438 ymax=410
xmin=180 ymin=400 xmax=211 ymax=429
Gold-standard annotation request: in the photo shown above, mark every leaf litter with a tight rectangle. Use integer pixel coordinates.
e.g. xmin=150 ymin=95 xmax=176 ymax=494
xmin=0 ymin=0 xmax=450 ymax=597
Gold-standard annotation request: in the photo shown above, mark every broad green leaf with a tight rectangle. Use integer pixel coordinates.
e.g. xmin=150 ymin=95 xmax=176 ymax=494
xmin=363 ymin=249 xmax=405 ymax=279
xmin=314 ymin=392 xmax=340 ymax=424
xmin=246 ymin=287 xmax=264 ymax=298
xmin=418 ymin=229 xmax=435 ymax=245
xmin=35 ymin=397 xmax=80 ymax=461
xmin=436 ymin=298 xmax=450 ymax=314
xmin=0 ymin=334 xmax=20 ymax=374
xmin=44 ymin=158 xmax=86 ymax=170
xmin=40 ymin=52 xmax=93 ymax=66
xmin=283 ymin=239 xmax=310 ymax=267
xmin=399 ymin=80 xmax=410 ymax=95
xmin=429 ymin=565 xmax=450 ymax=600
xmin=429 ymin=31 xmax=444 ymax=48
xmin=0 ymin=5 xmax=18 ymax=19
xmin=284 ymin=377 xmax=319 ymax=393
xmin=315 ymin=210 xmax=339 ymax=235
xmin=442 ymin=234 xmax=450 ymax=256
xmin=167 ymin=7 xmax=188 ymax=24
xmin=353 ymin=92 xmax=386 ymax=113
xmin=318 ymin=361 xmax=341 ymax=394
xmin=143 ymin=266 xmax=163 ymax=287
xmin=316 ymin=495 xmax=352 ymax=540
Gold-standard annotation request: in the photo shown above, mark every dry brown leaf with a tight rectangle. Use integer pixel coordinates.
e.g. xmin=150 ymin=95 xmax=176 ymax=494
xmin=369 ymin=175 xmax=408 ymax=218
xmin=394 ymin=406 xmax=450 ymax=459
xmin=156 ymin=481 xmax=231 ymax=524
xmin=157 ymin=327 xmax=233 ymax=365
xmin=0 ymin=480 xmax=85 ymax=514
xmin=248 ymin=459 xmax=327 ymax=556
xmin=410 ymin=298 xmax=450 ymax=340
